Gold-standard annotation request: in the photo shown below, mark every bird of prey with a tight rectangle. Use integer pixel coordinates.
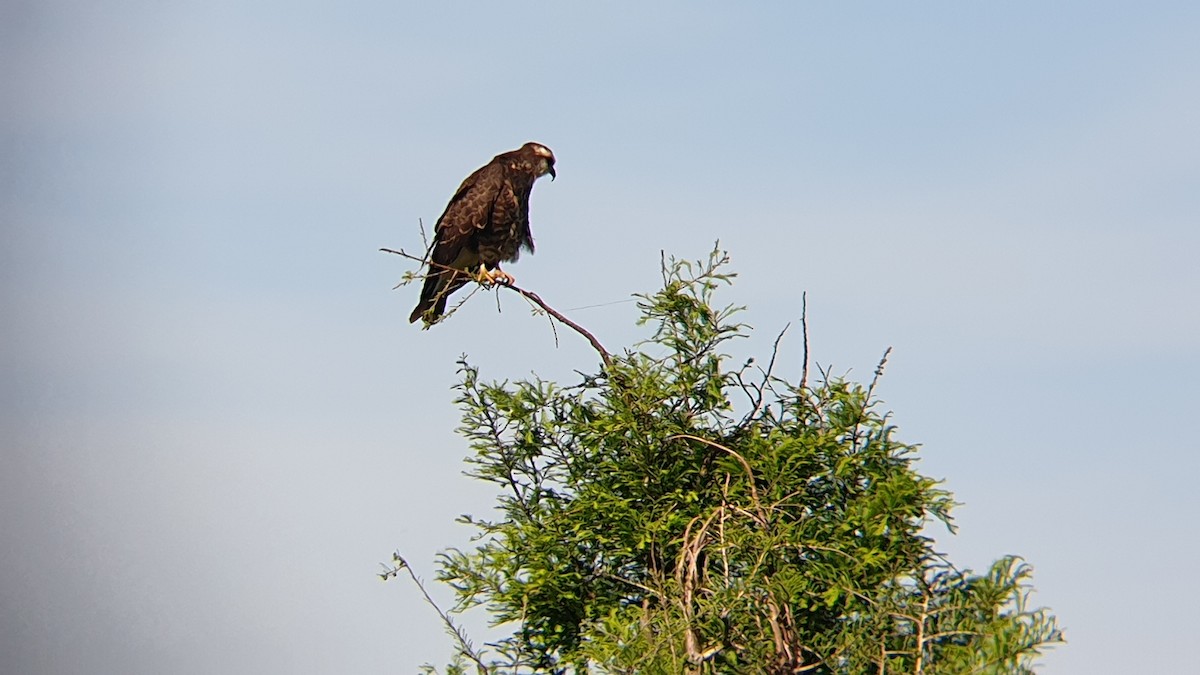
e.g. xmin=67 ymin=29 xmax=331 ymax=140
xmin=409 ymin=142 xmax=556 ymax=326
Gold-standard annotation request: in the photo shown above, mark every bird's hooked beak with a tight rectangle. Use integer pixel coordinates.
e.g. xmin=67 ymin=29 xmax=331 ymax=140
xmin=548 ymin=163 xmax=556 ymax=181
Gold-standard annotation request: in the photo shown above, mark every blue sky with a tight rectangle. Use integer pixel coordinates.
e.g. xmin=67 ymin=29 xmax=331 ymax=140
xmin=3 ymin=2 xmax=1198 ymax=672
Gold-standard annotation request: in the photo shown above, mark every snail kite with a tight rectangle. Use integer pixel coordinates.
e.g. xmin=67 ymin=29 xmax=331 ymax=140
xmin=409 ymin=142 xmax=556 ymax=326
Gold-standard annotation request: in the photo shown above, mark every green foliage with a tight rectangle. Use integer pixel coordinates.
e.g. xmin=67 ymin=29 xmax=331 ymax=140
xmin=415 ymin=248 xmax=1062 ymax=673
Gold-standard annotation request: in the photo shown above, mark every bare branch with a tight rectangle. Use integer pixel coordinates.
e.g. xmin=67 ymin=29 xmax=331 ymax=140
xmin=381 ymin=552 xmax=491 ymax=674
xmin=380 ymin=247 xmax=613 ymax=367
xmin=853 ymin=346 xmax=893 ymax=452
xmin=503 ymin=283 xmax=613 ymax=368
xmin=745 ymin=323 xmax=789 ymax=424
xmin=800 ymin=291 xmax=809 ymax=392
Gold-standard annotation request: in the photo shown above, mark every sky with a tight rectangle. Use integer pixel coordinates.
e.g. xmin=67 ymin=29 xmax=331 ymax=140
xmin=2 ymin=1 xmax=1198 ymax=672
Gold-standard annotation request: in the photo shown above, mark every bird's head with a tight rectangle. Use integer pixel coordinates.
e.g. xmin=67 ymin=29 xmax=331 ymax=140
xmin=522 ymin=142 xmax=556 ymax=180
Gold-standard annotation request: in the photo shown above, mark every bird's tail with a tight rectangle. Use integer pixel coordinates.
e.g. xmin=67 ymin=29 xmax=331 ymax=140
xmin=409 ymin=272 xmax=442 ymax=324
xmin=409 ymin=269 xmax=462 ymax=325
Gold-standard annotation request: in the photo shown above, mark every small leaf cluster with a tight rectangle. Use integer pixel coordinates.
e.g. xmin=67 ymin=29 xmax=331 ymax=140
xmin=424 ymin=248 xmax=1062 ymax=673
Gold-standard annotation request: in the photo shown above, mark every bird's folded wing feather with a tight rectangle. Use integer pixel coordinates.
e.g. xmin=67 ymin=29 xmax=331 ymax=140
xmin=430 ymin=163 xmax=501 ymax=266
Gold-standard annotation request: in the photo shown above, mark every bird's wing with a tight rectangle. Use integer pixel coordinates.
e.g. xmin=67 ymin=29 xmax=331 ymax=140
xmin=430 ymin=162 xmax=503 ymax=266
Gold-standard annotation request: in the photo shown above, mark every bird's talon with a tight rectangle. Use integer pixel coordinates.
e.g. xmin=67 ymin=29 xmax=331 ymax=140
xmin=475 ymin=266 xmax=515 ymax=286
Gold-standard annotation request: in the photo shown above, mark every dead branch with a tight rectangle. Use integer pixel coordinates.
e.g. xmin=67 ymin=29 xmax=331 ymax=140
xmin=800 ymin=291 xmax=809 ymax=392
xmin=380 ymin=246 xmax=613 ymax=367
xmin=505 ymin=283 xmax=613 ymax=368
xmin=380 ymin=552 xmax=491 ymax=673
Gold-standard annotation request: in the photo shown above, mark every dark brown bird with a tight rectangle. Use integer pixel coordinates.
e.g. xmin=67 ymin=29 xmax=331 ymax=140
xmin=409 ymin=142 xmax=556 ymax=326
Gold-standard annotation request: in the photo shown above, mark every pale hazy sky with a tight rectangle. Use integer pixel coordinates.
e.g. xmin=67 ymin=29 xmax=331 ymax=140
xmin=3 ymin=2 xmax=1198 ymax=673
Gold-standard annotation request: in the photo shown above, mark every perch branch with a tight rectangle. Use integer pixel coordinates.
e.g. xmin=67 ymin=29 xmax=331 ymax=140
xmin=380 ymin=247 xmax=613 ymax=367
xmin=506 ymin=283 xmax=612 ymax=367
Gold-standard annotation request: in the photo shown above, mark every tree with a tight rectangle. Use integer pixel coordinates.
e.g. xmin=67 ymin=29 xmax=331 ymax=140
xmin=384 ymin=247 xmax=1063 ymax=673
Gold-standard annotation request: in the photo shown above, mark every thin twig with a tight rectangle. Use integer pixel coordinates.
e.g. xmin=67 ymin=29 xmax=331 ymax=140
xmin=382 ymin=552 xmax=490 ymax=673
xmin=418 ymin=218 xmax=432 ymax=253
xmin=514 ymin=291 xmax=561 ymax=348
xmin=748 ymin=323 xmax=789 ymax=422
xmin=866 ymin=346 xmax=892 ymax=403
xmin=506 ymin=284 xmax=611 ymax=366
xmin=800 ymin=291 xmax=809 ymax=393
xmin=853 ymin=346 xmax=892 ymax=451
